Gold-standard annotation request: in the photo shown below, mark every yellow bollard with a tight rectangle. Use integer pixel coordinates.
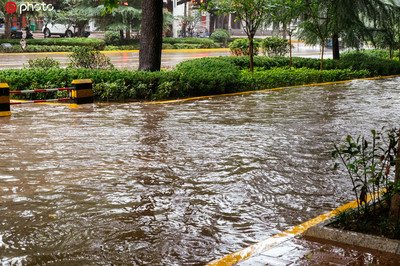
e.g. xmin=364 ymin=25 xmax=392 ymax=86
xmin=71 ymin=79 xmax=94 ymax=104
xmin=0 ymin=83 xmax=11 ymax=117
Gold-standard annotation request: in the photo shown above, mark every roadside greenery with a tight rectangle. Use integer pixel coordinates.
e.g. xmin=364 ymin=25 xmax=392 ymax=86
xmin=332 ymin=129 xmax=400 ymax=239
xmin=26 ymin=57 xmax=61 ymax=69
xmin=260 ymin=37 xmax=290 ymax=57
xmin=69 ymin=47 xmax=114 ymax=69
xmin=0 ymin=38 xmax=106 ymax=49
xmin=229 ymin=39 xmax=260 ymax=56
xmin=210 ymin=29 xmax=231 ymax=47
xmin=0 ymin=37 xmax=220 ymax=53
xmin=1 ymin=50 xmax=399 ymax=101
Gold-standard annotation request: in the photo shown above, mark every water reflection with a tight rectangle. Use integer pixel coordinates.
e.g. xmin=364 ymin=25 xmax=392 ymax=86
xmin=1 ymin=78 xmax=400 ymax=265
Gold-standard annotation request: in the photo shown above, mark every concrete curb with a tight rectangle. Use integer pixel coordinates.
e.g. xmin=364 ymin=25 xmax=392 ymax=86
xmin=304 ymin=216 xmax=400 ymax=255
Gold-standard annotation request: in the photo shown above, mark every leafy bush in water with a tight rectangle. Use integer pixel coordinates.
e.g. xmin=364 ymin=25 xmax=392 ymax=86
xmin=261 ymin=37 xmax=290 ymax=57
xmin=229 ymin=38 xmax=260 ymax=56
xmin=176 ymin=57 xmax=241 ymax=95
xmin=26 ymin=57 xmax=60 ymax=69
xmin=210 ymin=29 xmax=230 ymax=47
xmin=69 ymin=47 xmax=114 ymax=70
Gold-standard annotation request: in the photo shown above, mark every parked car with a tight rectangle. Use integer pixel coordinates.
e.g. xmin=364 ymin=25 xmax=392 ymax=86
xmin=42 ymin=23 xmax=90 ymax=38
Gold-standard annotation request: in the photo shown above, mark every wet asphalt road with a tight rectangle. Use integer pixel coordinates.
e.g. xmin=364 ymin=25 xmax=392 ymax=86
xmin=0 ymin=43 xmax=329 ymax=70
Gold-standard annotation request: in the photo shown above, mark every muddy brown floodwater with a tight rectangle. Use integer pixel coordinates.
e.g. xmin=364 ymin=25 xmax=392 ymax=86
xmin=1 ymin=78 xmax=400 ymax=265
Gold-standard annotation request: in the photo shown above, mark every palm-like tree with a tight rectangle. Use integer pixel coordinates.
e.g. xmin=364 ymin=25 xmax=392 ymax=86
xmin=327 ymin=0 xmax=393 ymax=59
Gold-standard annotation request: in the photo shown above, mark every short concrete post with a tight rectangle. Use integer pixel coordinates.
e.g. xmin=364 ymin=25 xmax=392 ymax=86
xmin=0 ymin=83 xmax=11 ymax=117
xmin=71 ymin=79 xmax=93 ymax=104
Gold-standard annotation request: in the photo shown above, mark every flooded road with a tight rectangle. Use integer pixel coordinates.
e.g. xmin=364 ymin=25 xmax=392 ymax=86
xmin=1 ymin=78 xmax=400 ymax=265
xmin=0 ymin=43 xmax=328 ymax=70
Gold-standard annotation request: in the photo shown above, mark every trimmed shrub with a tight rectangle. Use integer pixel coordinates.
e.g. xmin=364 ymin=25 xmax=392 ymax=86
xmin=241 ymin=68 xmax=370 ymax=90
xmin=210 ymin=29 xmax=230 ymax=47
xmin=229 ymin=38 xmax=260 ymax=56
xmin=261 ymin=37 xmax=290 ymax=57
xmin=339 ymin=52 xmax=400 ymax=76
xmin=176 ymin=57 xmax=241 ymax=96
xmin=214 ymin=56 xmax=338 ymax=70
xmin=26 ymin=57 xmax=61 ymax=69
xmin=69 ymin=47 xmax=114 ymax=70
xmin=163 ymin=37 xmax=218 ymax=48
xmin=0 ymin=38 xmax=106 ymax=50
xmin=104 ymin=31 xmax=121 ymax=46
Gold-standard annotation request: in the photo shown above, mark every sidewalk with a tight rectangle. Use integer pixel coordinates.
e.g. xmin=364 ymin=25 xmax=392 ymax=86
xmin=238 ymin=236 xmax=400 ymax=265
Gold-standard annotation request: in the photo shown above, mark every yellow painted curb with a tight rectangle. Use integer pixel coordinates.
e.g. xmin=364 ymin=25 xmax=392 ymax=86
xmin=10 ymin=99 xmax=79 ymax=108
xmin=207 ymin=193 xmax=376 ymax=266
xmin=146 ymin=74 xmax=400 ymax=105
xmin=0 ymin=51 xmax=71 ymax=56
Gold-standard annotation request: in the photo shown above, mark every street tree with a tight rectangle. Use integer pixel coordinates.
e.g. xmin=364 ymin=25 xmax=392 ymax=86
xmin=270 ymin=0 xmax=303 ymax=67
xmin=369 ymin=3 xmax=400 ymax=59
xmin=139 ymin=0 xmax=163 ymax=71
xmin=327 ymin=0 xmax=392 ymax=60
xmin=104 ymin=0 xmax=164 ymax=71
xmin=298 ymin=0 xmax=330 ymax=69
xmin=216 ymin=0 xmax=279 ymax=72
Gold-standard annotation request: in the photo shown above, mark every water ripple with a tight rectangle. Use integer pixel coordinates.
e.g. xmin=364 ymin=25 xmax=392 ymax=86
xmin=1 ymin=78 xmax=400 ymax=264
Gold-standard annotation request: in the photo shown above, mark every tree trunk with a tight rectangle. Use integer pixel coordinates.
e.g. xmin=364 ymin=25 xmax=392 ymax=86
xmin=320 ymin=42 xmax=325 ymax=70
xmin=209 ymin=13 xmax=216 ymax=34
xmin=119 ymin=30 xmax=124 ymax=40
xmin=126 ymin=28 xmax=131 ymax=40
xmin=249 ymin=36 xmax=254 ymax=72
xmin=332 ymin=33 xmax=340 ymax=60
xmin=282 ymin=23 xmax=287 ymax=39
xmin=390 ymin=130 xmax=400 ymax=222
xmin=139 ymin=0 xmax=163 ymax=72
xmin=289 ymin=33 xmax=293 ymax=68
xmin=5 ymin=15 xmax=11 ymax=39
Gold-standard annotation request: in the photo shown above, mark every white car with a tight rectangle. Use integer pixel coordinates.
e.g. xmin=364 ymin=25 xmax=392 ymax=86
xmin=42 ymin=23 xmax=90 ymax=38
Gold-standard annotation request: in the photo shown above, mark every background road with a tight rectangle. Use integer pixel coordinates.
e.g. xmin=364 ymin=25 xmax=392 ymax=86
xmin=0 ymin=42 xmax=330 ymax=70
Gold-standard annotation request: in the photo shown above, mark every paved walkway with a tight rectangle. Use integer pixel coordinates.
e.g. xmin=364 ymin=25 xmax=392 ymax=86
xmin=238 ymin=236 xmax=400 ymax=265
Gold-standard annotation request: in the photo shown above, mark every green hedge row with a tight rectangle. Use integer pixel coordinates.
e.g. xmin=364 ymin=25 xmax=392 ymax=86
xmin=241 ymin=68 xmax=370 ymax=90
xmin=0 ymin=38 xmax=106 ymax=49
xmin=1 ymin=51 xmax=397 ymax=101
xmin=0 ymin=68 xmax=371 ymax=101
xmin=218 ymin=53 xmax=400 ymax=76
xmin=163 ymin=37 xmax=216 ymax=45
xmin=0 ymin=45 xmax=77 ymax=53
xmin=0 ymin=38 xmax=220 ymax=53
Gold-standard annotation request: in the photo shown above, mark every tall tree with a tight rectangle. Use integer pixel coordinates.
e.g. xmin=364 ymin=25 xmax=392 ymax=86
xmin=139 ymin=0 xmax=163 ymax=71
xmin=327 ymin=0 xmax=392 ymax=60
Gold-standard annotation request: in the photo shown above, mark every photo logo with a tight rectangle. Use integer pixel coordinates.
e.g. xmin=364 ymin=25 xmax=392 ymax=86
xmin=4 ymin=1 xmax=54 ymax=14
xmin=5 ymin=1 xmax=17 ymax=14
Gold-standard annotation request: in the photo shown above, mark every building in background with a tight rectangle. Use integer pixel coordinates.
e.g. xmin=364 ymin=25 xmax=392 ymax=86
xmin=165 ymin=0 xmax=277 ymax=38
